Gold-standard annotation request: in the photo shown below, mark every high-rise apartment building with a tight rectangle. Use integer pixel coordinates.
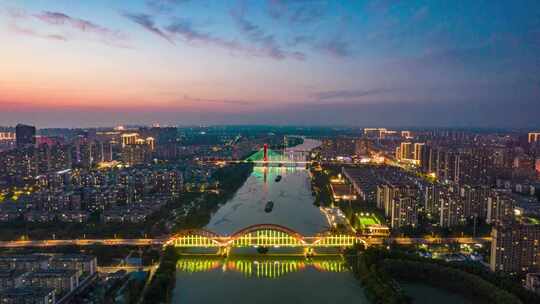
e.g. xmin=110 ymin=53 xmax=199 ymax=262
xmin=528 ymin=132 xmax=540 ymax=143
xmin=121 ymin=133 xmax=139 ymax=147
xmin=364 ymin=128 xmax=387 ymax=138
xmin=390 ymin=196 xmax=418 ymax=229
xmin=15 ymin=124 xmax=36 ymax=148
xmin=460 ymin=185 xmax=490 ymax=219
xmin=439 ymin=193 xmax=465 ymax=228
xmin=400 ymin=142 xmax=414 ymax=160
xmin=490 ymin=219 xmax=540 ymax=273
xmin=413 ymin=143 xmax=425 ymax=165
xmin=487 ymin=191 xmax=516 ymax=225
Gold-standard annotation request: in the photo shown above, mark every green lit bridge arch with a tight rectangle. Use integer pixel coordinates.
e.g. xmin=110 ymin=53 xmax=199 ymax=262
xmin=166 ymin=224 xmax=366 ymax=249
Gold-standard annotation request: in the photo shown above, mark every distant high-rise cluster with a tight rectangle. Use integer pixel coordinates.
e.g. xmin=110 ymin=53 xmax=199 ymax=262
xmin=15 ymin=124 xmax=36 ymax=148
xmin=318 ymin=127 xmax=540 ymax=276
xmin=529 ymin=132 xmax=540 ymax=143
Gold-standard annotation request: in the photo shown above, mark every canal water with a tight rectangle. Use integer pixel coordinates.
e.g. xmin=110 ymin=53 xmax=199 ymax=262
xmin=172 ymin=138 xmax=370 ymax=303
xmin=172 ymin=138 xmax=468 ymax=303
xmin=206 ymin=138 xmax=328 ymax=236
xmin=205 ymin=165 xmax=327 ymax=236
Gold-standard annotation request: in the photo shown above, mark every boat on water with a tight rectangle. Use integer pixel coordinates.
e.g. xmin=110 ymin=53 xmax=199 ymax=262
xmin=264 ymin=201 xmax=274 ymax=213
xmin=275 ymin=175 xmax=282 ymax=182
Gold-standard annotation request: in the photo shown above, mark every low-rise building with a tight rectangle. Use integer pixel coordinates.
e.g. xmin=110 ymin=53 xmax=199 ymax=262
xmin=51 ymin=255 xmax=97 ymax=278
xmin=0 ymin=270 xmax=26 ymax=289
xmin=0 ymin=255 xmax=50 ymax=272
xmin=0 ymin=287 xmax=55 ymax=304
xmin=330 ymin=183 xmax=356 ymax=201
xmin=25 ymin=269 xmax=79 ymax=296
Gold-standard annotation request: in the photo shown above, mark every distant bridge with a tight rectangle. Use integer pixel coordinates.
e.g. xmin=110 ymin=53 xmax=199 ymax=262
xmin=205 ymin=146 xmax=312 ymax=166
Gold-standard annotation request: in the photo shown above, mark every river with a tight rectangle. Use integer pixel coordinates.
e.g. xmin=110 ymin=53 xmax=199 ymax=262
xmin=172 ymin=138 xmax=370 ymax=303
xmin=171 ymin=138 xmax=468 ymax=303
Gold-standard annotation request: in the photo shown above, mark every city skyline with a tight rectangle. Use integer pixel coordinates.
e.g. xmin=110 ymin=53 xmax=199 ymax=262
xmin=2 ymin=2 xmax=540 ymax=300
xmin=1 ymin=0 xmax=540 ymax=128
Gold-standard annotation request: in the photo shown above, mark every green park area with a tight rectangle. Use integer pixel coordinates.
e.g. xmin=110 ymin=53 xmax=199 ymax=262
xmin=526 ymin=216 xmax=540 ymax=225
xmin=356 ymin=213 xmax=382 ymax=229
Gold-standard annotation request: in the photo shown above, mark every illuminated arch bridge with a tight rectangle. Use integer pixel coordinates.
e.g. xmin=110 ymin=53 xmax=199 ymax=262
xmin=166 ymin=224 xmax=365 ymax=249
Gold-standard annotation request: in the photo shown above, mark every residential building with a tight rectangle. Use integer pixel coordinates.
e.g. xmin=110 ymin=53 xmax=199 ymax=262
xmin=0 ymin=287 xmax=55 ymax=304
xmin=490 ymin=219 xmax=540 ymax=273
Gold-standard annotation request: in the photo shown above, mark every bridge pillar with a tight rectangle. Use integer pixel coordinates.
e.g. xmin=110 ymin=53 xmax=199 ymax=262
xmin=304 ymin=247 xmax=315 ymax=257
xmin=218 ymin=246 xmax=230 ymax=257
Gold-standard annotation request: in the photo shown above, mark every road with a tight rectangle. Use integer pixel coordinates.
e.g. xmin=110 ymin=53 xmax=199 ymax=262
xmin=0 ymin=238 xmax=167 ymax=248
xmin=0 ymin=236 xmax=492 ymax=248
xmin=370 ymin=236 xmax=492 ymax=245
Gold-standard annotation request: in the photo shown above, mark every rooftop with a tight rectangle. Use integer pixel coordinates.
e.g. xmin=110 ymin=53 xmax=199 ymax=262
xmin=0 ymin=287 xmax=55 ymax=297
xmin=28 ymin=269 xmax=77 ymax=278
xmin=52 ymin=254 xmax=95 ymax=262
xmin=0 ymin=269 xmax=26 ymax=279
xmin=0 ymin=255 xmax=51 ymax=262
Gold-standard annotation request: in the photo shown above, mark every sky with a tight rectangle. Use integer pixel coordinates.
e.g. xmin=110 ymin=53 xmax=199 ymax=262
xmin=0 ymin=0 xmax=539 ymax=128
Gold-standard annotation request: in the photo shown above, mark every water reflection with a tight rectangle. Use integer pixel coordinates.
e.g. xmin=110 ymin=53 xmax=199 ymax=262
xmin=176 ymin=256 xmax=347 ymax=279
xmin=251 ymin=166 xmax=301 ymax=183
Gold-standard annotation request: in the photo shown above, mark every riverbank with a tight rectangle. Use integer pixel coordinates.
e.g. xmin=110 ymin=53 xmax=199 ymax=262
xmin=141 ymin=163 xmax=254 ymax=304
xmin=345 ymin=246 xmax=540 ymax=304
xmin=172 ymin=163 xmax=254 ymax=231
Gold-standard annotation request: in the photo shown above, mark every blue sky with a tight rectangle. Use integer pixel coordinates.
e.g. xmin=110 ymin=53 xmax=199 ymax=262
xmin=0 ymin=0 xmax=539 ymax=127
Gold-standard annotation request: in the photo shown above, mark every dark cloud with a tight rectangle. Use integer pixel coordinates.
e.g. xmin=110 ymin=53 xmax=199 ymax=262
xmin=9 ymin=23 xmax=68 ymax=41
xmin=412 ymin=6 xmax=429 ymax=22
xmin=146 ymin=0 xmax=190 ymax=14
xmin=366 ymin=0 xmax=401 ymax=14
xmin=165 ymin=19 xmax=210 ymax=40
xmin=33 ymin=11 xmax=127 ymax=42
xmin=230 ymin=6 xmax=305 ymax=60
xmin=6 ymin=9 xmax=128 ymax=46
xmin=289 ymin=4 xmax=325 ymax=23
xmin=165 ymin=18 xmax=247 ymax=52
xmin=287 ymin=35 xmax=314 ymax=46
xmin=316 ymin=38 xmax=351 ymax=58
xmin=263 ymin=1 xmax=351 ymax=58
xmin=122 ymin=13 xmax=175 ymax=44
xmin=166 ymin=17 xmax=304 ymax=60
xmin=313 ymin=88 xmax=394 ymax=101
xmin=266 ymin=0 xmax=326 ymax=24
